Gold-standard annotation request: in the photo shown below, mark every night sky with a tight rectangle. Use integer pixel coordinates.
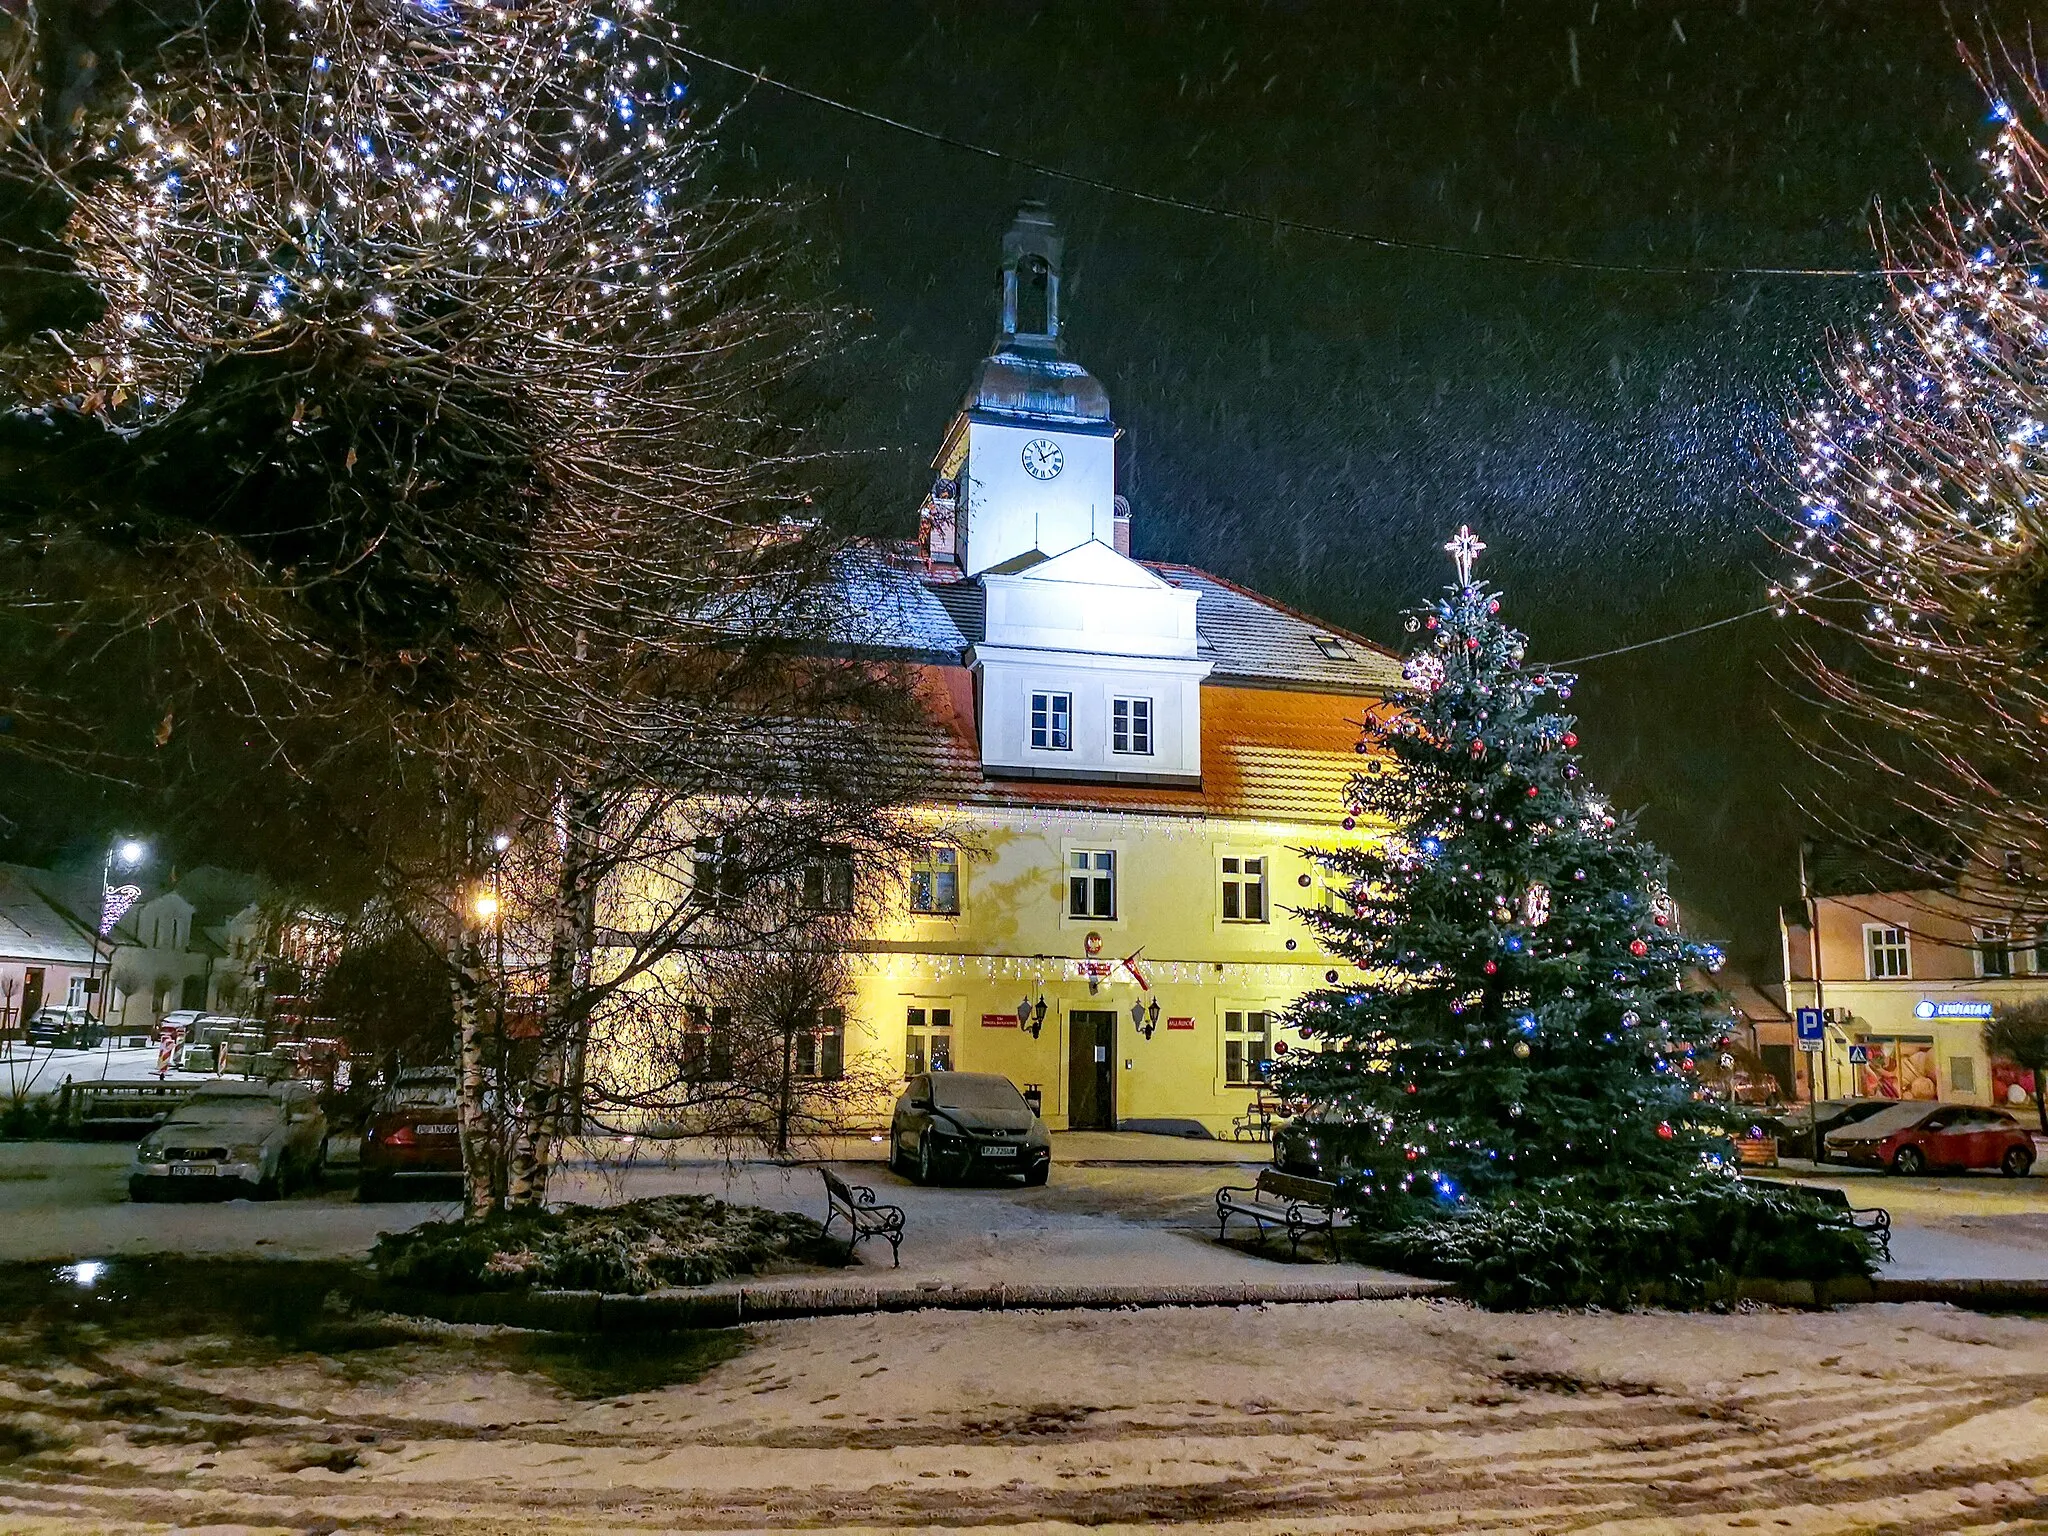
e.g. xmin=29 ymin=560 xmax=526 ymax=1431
xmin=1 ymin=2 xmax=2028 ymax=977
xmin=676 ymin=1 xmax=2030 ymax=973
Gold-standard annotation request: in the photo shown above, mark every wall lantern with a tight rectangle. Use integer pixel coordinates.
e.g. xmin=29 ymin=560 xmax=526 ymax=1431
xmin=1017 ymin=993 xmax=1048 ymax=1039
xmin=1130 ymin=996 xmax=1162 ymax=1040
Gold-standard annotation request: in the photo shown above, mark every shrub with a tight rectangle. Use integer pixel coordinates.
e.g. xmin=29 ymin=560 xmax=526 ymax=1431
xmin=1350 ymin=1177 xmax=1875 ymax=1310
xmin=371 ymin=1194 xmax=834 ymax=1295
xmin=0 ymin=1096 xmax=62 ymax=1141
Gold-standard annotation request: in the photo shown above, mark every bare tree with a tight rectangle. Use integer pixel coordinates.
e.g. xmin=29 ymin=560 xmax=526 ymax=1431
xmin=1773 ymin=54 xmax=2048 ymax=905
xmin=0 ymin=0 xmax=916 ymax=1213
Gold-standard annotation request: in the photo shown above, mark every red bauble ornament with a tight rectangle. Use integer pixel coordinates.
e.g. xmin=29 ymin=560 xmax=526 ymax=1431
xmin=1654 ymin=914 xmax=1670 ymax=927
xmin=1526 ymin=786 xmax=1538 ymax=798
xmin=1483 ymin=960 xmax=1498 ymax=975
xmin=1629 ymin=938 xmax=1648 ymax=957
xmin=1656 ymin=1122 xmax=1675 ymax=1140
xmin=1273 ymin=1040 xmax=1287 ymax=1055
xmin=1466 ymin=637 xmax=1481 ymax=651
xmin=1562 ymin=732 xmax=1577 ymax=748
xmin=1405 ymin=1147 xmax=1419 ymax=1160
xmin=1470 ymin=739 xmax=1486 ymax=758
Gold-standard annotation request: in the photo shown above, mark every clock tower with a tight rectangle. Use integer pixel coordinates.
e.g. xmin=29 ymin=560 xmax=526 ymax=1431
xmin=926 ymin=204 xmax=1119 ymax=577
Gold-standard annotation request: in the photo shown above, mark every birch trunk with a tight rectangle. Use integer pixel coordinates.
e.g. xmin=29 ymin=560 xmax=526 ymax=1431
xmin=452 ymin=910 xmax=497 ymax=1219
xmin=506 ymin=785 xmax=601 ymax=1208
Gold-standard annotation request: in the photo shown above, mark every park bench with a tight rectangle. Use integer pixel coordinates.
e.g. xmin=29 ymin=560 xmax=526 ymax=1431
xmin=1231 ymin=1091 xmax=1282 ymax=1143
xmin=820 ymin=1167 xmax=905 ymax=1267
xmin=1798 ymin=1183 xmax=1893 ymax=1262
xmin=1215 ymin=1167 xmax=1342 ymax=1259
xmin=72 ymin=1081 xmax=189 ymax=1140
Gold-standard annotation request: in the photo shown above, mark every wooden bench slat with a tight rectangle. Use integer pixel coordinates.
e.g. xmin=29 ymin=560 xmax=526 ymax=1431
xmin=1216 ymin=1167 xmax=1342 ymax=1259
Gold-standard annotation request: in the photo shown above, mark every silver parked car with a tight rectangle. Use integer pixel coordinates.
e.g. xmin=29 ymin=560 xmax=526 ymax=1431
xmin=889 ymin=1071 xmax=1052 ymax=1186
xmin=128 ymin=1081 xmax=327 ymax=1200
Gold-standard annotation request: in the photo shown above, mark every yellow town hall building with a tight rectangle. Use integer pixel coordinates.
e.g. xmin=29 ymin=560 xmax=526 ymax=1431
xmin=820 ymin=206 xmax=1402 ymax=1137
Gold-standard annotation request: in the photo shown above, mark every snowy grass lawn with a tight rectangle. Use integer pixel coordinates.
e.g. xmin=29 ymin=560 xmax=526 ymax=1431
xmin=5 ymin=1290 xmax=2048 ymax=1532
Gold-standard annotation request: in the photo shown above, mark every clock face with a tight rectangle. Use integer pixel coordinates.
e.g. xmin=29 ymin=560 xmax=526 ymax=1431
xmin=1021 ymin=438 xmax=1065 ymax=480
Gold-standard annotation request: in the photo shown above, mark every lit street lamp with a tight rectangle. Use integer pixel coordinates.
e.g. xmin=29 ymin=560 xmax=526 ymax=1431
xmin=93 ymin=839 xmax=148 ymax=1045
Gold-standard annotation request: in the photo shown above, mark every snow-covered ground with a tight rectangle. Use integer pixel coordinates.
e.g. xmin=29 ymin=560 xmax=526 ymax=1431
xmin=0 ymin=1043 xmax=208 ymax=1095
xmin=6 ymin=1294 xmax=2047 ymax=1533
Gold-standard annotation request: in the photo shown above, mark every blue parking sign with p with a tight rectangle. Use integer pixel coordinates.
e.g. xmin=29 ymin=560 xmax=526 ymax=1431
xmin=1795 ymin=1007 xmax=1823 ymax=1043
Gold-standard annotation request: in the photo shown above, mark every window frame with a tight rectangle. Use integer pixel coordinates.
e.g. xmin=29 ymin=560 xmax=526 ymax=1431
xmin=908 ymin=845 xmax=961 ymax=917
xmin=1029 ymin=690 xmax=1073 ymax=752
xmin=794 ymin=1006 xmax=846 ymax=1081
xmin=1974 ymin=924 xmax=2013 ymax=980
xmin=1110 ymin=695 xmax=1154 ymax=756
xmin=904 ymin=1004 xmax=954 ymax=1078
xmin=682 ymin=1003 xmax=734 ymax=1082
xmin=1219 ymin=851 xmax=1270 ymax=925
xmin=1862 ymin=923 xmax=1911 ymax=981
xmin=691 ymin=832 xmax=745 ymax=908
xmin=1222 ymin=1008 xmax=1273 ymax=1087
xmin=800 ymin=844 xmax=855 ymax=914
xmin=1067 ymin=848 xmax=1117 ymax=921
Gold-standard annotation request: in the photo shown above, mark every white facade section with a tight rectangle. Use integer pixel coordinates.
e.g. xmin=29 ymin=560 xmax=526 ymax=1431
xmin=970 ymin=542 xmax=1211 ymax=783
xmin=961 ymin=418 xmax=1116 ymax=577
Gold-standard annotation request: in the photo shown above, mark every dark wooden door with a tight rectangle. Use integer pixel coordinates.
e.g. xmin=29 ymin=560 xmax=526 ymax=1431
xmin=1067 ymin=1010 xmax=1117 ymax=1130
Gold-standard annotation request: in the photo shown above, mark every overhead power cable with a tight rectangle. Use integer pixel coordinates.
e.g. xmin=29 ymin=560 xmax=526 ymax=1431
xmin=672 ymin=42 xmax=1910 ymax=283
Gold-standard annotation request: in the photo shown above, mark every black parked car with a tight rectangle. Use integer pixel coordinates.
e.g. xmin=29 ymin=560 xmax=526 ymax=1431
xmin=889 ymin=1072 xmax=1051 ymax=1186
xmin=1272 ymin=1106 xmax=1381 ymax=1180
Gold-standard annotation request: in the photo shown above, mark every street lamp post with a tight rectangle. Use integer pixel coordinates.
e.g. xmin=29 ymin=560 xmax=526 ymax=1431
xmin=93 ymin=839 xmax=148 ymax=1048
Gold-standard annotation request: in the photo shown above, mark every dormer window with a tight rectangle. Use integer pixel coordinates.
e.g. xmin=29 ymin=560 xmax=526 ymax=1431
xmin=1030 ymin=691 xmax=1071 ymax=751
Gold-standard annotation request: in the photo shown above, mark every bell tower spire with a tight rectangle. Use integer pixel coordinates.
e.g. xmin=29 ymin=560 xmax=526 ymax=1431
xmin=999 ymin=201 xmax=1063 ymax=348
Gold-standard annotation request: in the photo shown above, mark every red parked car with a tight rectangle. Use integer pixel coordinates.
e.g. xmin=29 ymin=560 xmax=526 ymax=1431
xmin=358 ymin=1069 xmax=464 ymax=1201
xmin=1823 ymin=1102 xmax=2037 ymax=1177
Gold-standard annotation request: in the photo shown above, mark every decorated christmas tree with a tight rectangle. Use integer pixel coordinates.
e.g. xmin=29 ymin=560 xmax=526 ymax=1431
xmin=1279 ymin=528 xmax=1734 ymax=1204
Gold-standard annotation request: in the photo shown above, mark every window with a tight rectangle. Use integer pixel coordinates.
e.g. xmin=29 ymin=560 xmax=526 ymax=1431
xmin=1949 ymin=1055 xmax=1977 ymax=1095
xmin=691 ymin=833 xmax=743 ymax=907
xmin=1030 ymin=691 xmax=1072 ymax=751
xmin=905 ymin=1006 xmax=952 ymax=1076
xmin=1311 ymin=635 xmax=1349 ymax=660
xmin=2035 ymin=932 xmax=2048 ymax=975
xmin=801 ymin=845 xmax=855 ymax=913
xmin=67 ymin=976 xmax=90 ymax=1007
xmin=1068 ymin=850 xmax=1116 ymax=919
xmin=1864 ymin=925 xmax=1911 ymax=980
xmin=1224 ymin=1010 xmax=1272 ymax=1085
xmin=794 ymin=1007 xmax=846 ymax=1081
xmin=910 ymin=846 xmax=961 ymax=915
xmin=1221 ymin=855 xmax=1268 ymax=923
xmin=1976 ymin=925 xmax=2013 ymax=979
xmin=683 ymin=1004 xmax=733 ymax=1081
xmin=1111 ymin=697 xmax=1153 ymax=755
xmin=2004 ymin=849 xmax=2026 ymax=884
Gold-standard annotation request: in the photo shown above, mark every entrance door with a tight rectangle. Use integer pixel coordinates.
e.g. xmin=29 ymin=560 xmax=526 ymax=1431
xmin=1067 ymin=1010 xmax=1117 ymax=1130
xmin=20 ymin=967 xmax=44 ymax=1025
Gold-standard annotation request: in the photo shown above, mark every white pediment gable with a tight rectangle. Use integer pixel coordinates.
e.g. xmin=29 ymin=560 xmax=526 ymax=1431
xmin=1017 ymin=538 xmax=1169 ymax=591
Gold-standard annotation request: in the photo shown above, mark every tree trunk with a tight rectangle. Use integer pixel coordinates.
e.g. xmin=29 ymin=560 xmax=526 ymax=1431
xmin=775 ymin=1016 xmax=795 ymax=1159
xmin=506 ymin=784 xmax=601 ymax=1209
xmin=452 ymin=910 xmax=497 ymax=1219
xmin=2033 ymin=1074 xmax=2046 ymax=1136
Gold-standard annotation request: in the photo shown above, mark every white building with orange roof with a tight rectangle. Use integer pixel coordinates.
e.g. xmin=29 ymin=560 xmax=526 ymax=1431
xmin=784 ymin=205 xmax=1403 ymax=1137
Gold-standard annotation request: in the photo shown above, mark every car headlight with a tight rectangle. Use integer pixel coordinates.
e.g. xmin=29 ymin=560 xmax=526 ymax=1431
xmin=231 ymin=1144 xmax=264 ymax=1162
xmin=135 ymin=1144 xmax=166 ymax=1164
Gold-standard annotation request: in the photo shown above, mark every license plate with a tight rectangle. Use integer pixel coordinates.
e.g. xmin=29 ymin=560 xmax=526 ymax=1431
xmin=414 ymin=1126 xmax=459 ymax=1137
xmin=979 ymin=1144 xmax=1018 ymax=1157
xmin=169 ymin=1164 xmax=216 ymax=1176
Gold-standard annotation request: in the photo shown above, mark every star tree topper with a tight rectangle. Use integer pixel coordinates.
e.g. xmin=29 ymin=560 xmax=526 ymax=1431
xmin=1445 ymin=525 xmax=1486 ymax=586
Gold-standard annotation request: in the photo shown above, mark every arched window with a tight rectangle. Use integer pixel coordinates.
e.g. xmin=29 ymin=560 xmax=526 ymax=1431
xmin=1015 ymin=254 xmax=1051 ymax=335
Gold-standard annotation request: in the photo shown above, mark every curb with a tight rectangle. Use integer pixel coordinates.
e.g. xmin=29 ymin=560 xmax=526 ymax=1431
xmin=383 ymin=1276 xmax=1459 ymax=1332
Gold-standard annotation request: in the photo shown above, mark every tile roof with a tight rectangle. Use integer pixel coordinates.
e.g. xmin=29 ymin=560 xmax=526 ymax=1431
xmin=0 ymin=864 xmax=97 ymax=965
xmin=1147 ymin=563 xmax=1404 ymax=695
